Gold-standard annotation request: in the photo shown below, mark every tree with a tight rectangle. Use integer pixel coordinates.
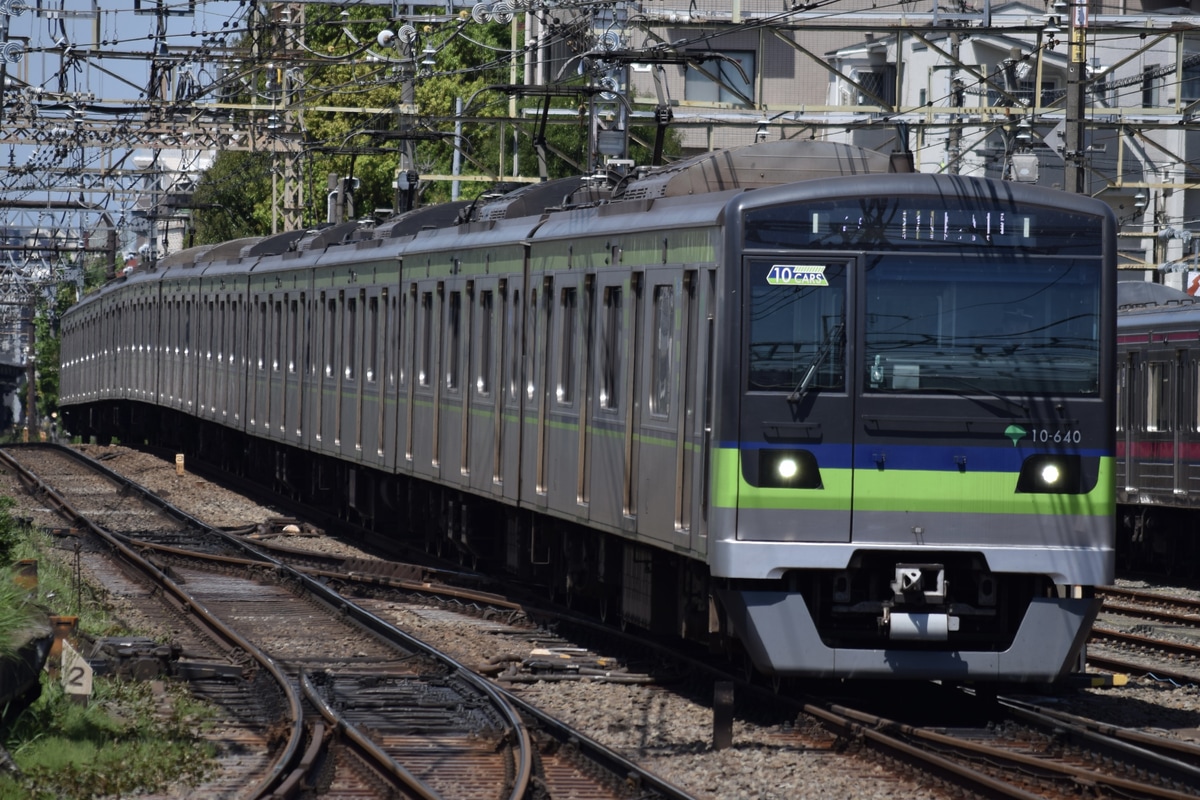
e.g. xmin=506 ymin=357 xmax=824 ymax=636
xmin=32 ymin=281 xmax=78 ymax=424
xmin=189 ymin=7 xmax=681 ymax=232
xmin=190 ymin=151 xmax=276 ymax=245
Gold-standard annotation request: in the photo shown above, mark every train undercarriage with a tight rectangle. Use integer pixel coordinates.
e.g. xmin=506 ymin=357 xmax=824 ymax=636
xmin=63 ymin=401 xmax=725 ymax=652
xmin=1118 ymin=503 xmax=1200 ymax=577
xmin=61 ymin=400 xmax=1101 ymax=682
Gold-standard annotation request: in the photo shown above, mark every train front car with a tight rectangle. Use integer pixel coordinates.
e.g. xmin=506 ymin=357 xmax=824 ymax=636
xmin=713 ymin=174 xmax=1117 ymax=682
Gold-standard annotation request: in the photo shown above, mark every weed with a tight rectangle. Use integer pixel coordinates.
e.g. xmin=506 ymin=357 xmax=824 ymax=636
xmin=0 ymin=680 xmax=217 ymax=799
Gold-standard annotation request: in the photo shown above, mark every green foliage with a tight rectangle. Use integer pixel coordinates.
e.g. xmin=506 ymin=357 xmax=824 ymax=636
xmin=80 ymin=256 xmax=110 ymax=293
xmin=0 ymin=571 xmax=38 ymax=659
xmin=0 ymin=679 xmax=217 ymax=799
xmin=0 ymin=497 xmax=17 ymax=568
xmin=189 ymin=150 xmax=277 ymax=245
xmin=33 ymin=284 xmax=75 ymax=424
xmin=0 ymin=522 xmax=217 ymax=799
xmin=186 ymin=7 xmax=685 ymax=232
xmin=11 ymin=526 xmax=129 ymax=636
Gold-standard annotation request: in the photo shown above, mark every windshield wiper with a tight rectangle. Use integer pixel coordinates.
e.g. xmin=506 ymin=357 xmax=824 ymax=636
xmin=788 ymin=321 xmax=844 ymax=403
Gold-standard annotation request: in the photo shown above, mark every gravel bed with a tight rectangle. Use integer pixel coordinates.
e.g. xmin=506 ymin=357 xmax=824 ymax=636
xmin=7 ymin=444 xmax=1200 ymax=796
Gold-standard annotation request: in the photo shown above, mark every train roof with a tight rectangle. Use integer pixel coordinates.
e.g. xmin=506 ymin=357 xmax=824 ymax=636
xmin=615 ymin=139 xmax=900 ymax=202
xmin=1117 ymin=280 xmax=1200 ymax=331
xmin=1117 ymin=280 xmax=1194 ymax=310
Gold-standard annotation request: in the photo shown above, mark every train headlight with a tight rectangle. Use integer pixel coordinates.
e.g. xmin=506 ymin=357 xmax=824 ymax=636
xmin=777 ymin=458 xmax=799 ymax=480
xmin=751 ymin=448 xmax=822 ymax=489
xmin=1016 ymin=454 xmax=1081 ymax=494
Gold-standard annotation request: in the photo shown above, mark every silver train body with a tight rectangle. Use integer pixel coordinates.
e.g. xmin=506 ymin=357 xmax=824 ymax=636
xmin=59 ymin=140 xmax=1117 ymax=682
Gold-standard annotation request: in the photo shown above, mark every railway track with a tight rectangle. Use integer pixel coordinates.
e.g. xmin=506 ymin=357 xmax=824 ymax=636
xmin=13 ymin=442 xmax=1200 ymax=799
xmin=0 ymin=443 xmax=688 ymax=800
xmin=1087 ymin=586 xmax=1200 ymax=684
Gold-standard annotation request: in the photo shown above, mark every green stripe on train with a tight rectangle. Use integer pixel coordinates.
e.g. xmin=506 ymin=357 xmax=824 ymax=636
xmin=712 ymin=449 xmax=1114 ymax=516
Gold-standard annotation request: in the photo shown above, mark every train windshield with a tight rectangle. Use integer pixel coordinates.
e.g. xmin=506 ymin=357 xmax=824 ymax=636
xmin=747 ymin=262 xmax=847 ymax=393
xmin=862 ymin=254 xmax=1100 ymax=396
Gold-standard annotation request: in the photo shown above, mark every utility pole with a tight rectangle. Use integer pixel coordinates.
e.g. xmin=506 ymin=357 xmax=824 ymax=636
xmin=1063 ymin=0 xmax=1087 ymax=194
xmin=947 ymin=33 xmax=961 ymax=174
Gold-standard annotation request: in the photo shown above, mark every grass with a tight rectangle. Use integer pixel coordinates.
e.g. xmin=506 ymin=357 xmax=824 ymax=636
xmin=0 ymin=679 xmax=217 ymax=799
xmin=0 ymin=579 xmax=39 ymax=659
xmin=1 ymin=513 xmax=220 ymax=799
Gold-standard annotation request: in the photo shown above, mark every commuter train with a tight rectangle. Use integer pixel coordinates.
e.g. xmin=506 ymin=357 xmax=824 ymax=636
xmin=57 ymin=139 xmax=1118 ymax=682
xmin=1116 ymin=280 xmax=1200 ymax=573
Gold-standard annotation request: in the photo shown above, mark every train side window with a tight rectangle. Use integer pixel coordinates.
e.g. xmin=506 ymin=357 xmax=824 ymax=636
xmin=1116 ymin=362 xmax=1125 ymax=433
xmin=507 ymin=289 xmax=521 ymax=404
xmin=230 ymin=301 xmax=238 ymax=366
xmin=447 ymin=290 xmax=461 ymax=392
xmin=345 ymin=294 xmax=357 ymax=382
xmin=601 ymin=285 xmax=623 ymax=411
xmin=420 ymin=291 xmax=433 ymax=387
xmin=289 ymin=299 xmax=299 ymax=374
xmin=557 ymin=287 xmax=577 ymax=405
xmin=478 ymin=290 xmax=493 ymax=396
xmin=207 ymin=300 xmax=215 ymax=361
xmin=527 ymin=288 xmax=539 ymax=400
xmin=325 ymin=298 xmax=337 ymax=379
xmin=257 ymin=301 xmax=267 ymax=371
xmin=273 ymin=300 xmax=283 ymax=372
xmin=391 ymin=291 xmax=401 ymax=388
xmin=1194 ymin=362 xmax=1200 ymax=431
xmin=369 ymin=295 xmax=380 ymax=383
xmin=649 ymin=284 xmax=674 ymax=418
xmin=1146 ymin=361 xmax=1171 ymax=432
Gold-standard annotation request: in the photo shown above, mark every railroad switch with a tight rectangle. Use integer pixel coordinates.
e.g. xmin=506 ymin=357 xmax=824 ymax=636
xmin=86 ymin=636 xmax=181 ymax=681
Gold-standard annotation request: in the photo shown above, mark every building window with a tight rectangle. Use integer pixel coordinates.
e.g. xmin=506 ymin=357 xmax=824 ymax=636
xmin=1183 ymin=60 xmax=1200 ymax=103
xmin=857 ymin=65 xmax=897 ymax=106
xmin=685 ymin=51 xmax=754 ymax=106
xmin=1142 ymin=67 xmax=1160 ymax=107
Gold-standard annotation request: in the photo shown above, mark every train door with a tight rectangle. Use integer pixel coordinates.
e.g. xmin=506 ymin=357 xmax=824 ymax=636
xmin=443 ymin=282 xmax=465 ymax=479
xmin=544 ymin=274 xmax=586 ymax=513
xmin=521 ymin=277 xmax=552 ymax=509
xmin=1117 ymin=351 xmax=1134 ymax=495
xmin=577 ymin=276 xmax=596 ymax=514
xmin=229 ymin=297 xmax=242 ymax=428
xmin=587 ymin=272 xmax=636 ymax=531
xmin=634 ymin=270 xmax=683 ymax=543
xmin=466 ymin=279 xmax=500 ymax=496
xmin=402 ymin=283 xmax=417 ymax=471
xmin=498 ymin=279 xmax=523 ymax=503
xmin=1173 ymin=349 xmax=1186 ymax=496
xmin=741 ymin=256 xmax=853 ymax=542
xmin=341 ymin=288 xmax=365 ymax=460
xmin=409 ymin=283 xmax=440 ymax=479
